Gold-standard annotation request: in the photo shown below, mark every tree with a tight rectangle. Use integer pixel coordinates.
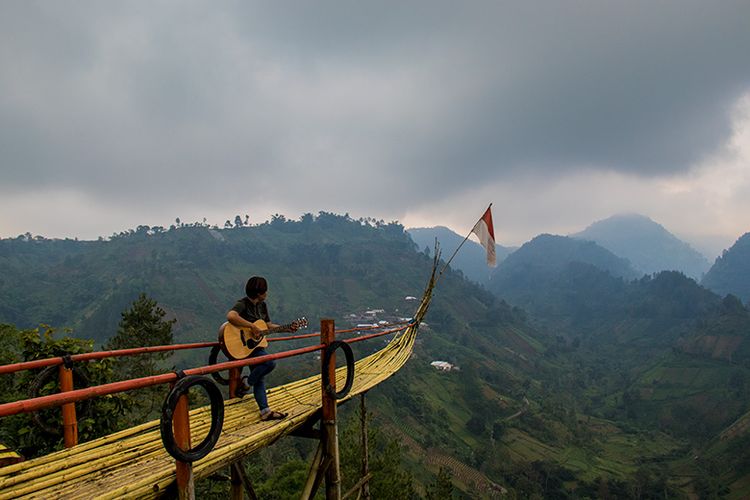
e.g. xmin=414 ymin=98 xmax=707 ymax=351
xmin=105 ymin=294 xmax=175 ymax=421
xmin=0 ymin=324 xmax=127 ymax=458
xmin=338 ymin=409 xmax=418 ymax=499
xmin=426 ymin=467 xmax=454 ymax=499
xmin=234 ymin=215 xmax=243 ymax=228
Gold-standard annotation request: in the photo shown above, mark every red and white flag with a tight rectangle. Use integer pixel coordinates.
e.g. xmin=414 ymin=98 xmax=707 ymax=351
xmin=471 ymin=205 xmax=496 ymax=267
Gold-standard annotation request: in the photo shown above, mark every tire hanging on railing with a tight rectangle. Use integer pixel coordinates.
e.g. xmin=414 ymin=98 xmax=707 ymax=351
xmin=29 ymin=365 xmax=93 ymax=435
xmin=207 ymin=345 xmax=230 ymax=386
xmin=321 ymin=340 xmax=355 ymax=399
xmin=160 ymin=375 xmax=224 ymax=462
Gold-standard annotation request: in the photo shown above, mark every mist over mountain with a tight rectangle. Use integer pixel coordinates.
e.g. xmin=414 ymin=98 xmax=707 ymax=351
xmin=407 ymin=226 xmax=512 ymax=286
xmin=570 ymin=213 xmax=711 ymax=280
xmin=702 ymin=232 xmax=750 ymax=303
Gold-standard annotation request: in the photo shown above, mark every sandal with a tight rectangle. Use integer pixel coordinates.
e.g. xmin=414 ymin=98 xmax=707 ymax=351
xmin=260 ymin=410 xmax=287 ymax=421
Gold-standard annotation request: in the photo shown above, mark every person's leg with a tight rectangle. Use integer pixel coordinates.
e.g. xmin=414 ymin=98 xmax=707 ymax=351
xmin=245 ymin=348 xmax=276 ymax=413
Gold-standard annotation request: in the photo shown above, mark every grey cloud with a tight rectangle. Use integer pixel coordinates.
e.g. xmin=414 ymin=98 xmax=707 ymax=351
xmin=1 ymin=1 xmax=749 ymax=222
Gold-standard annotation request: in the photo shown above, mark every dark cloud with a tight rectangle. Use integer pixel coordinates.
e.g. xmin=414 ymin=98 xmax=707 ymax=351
xmin=1 ymin=1 xmax=749 ymax=233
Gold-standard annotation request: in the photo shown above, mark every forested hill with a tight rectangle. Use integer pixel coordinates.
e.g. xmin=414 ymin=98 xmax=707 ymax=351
xmin=702 ymin=232 xmax=750 ymax=303
xmin=0 ymin=214 xmax=522 ymax=349
xmin=487 ymin=233 xmax=638 ymax=313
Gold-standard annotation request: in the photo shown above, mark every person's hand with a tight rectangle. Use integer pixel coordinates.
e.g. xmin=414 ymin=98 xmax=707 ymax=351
xmin=290 ymin=317 xmax=307 ymax=332
xmin=249 ymin=323 xmax=263 ymax=339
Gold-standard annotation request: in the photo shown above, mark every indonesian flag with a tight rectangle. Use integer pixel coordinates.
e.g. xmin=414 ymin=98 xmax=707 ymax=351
xmin=471 ymin=205 xmax=496 ymax=267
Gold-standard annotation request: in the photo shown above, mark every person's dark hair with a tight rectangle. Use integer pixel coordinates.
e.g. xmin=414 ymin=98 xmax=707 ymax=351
xmin=245 ymin=276 xmax=268 ymax=299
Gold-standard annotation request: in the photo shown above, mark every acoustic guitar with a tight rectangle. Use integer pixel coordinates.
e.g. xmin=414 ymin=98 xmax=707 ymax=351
xmin=219 ymin=318 xmax=307 ymax=360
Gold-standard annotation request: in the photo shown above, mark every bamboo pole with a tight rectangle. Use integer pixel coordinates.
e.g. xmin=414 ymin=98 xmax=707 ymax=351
xmin=342 ymin=473 xmax=373 ymax=500
xmin=300 ymin=442 xmax=324 ymax=500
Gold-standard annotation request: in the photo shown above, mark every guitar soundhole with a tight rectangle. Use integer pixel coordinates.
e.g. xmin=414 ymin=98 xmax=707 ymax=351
xmin=240 ymin=330 xmax=258 ymax=348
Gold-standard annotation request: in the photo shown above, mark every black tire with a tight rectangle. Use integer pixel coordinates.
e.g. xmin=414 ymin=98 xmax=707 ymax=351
xmin=29 ymin=364 xmax=93 ymax=435
xmin=322 ymin=341 xmax=355 ymax=399
xmin=160 ymin=375 xmax=224 ymax=463
xmin=208 ymin=345 xmax=230 ymax=386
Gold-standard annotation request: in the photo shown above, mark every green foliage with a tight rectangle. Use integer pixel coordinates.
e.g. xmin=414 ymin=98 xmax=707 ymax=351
xmin=426 ymin=467 xmax=454 ymax=500
xmin=252 ymin=459 xmax=310 ymax=500
xmin=0 ymin=324 xmax=128 ymax=458
xmin=105 ymin=293 xmax=175 ymax=376
xmin=338 ymin=407 xmax=418 ymax=499
xmin=104 ymin=293 xmax=176 ymax=423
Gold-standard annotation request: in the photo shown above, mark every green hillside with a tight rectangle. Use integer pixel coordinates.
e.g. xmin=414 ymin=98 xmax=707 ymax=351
xmin=2 ymin=215 xmax=750 ymax=497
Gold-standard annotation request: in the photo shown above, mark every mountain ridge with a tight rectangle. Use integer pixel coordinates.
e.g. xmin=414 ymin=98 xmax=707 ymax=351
xmin=702 ymin=232 xmax=750 ymax=303
xmin=570 ymin=213 xmax=711 ymax=280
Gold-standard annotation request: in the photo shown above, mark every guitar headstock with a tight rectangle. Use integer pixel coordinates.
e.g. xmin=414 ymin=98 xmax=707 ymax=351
xmin=291 ymin=317 xmax=308 ymax=331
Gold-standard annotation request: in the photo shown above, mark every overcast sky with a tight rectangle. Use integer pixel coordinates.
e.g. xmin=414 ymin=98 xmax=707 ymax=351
xmin=1 ymin=1 xmax=749 ymax=258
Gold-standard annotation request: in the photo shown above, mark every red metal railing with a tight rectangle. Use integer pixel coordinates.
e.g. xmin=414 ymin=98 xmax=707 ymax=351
xmin=0 ymin=321 xmax=411 ymax=376
xmin=0 ymin=322 xmax=410 ymax=418
xmin=0 ymin=319 xmax=413 ymax=500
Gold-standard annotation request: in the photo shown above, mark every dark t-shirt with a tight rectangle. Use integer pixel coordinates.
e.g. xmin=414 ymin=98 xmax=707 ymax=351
xmin=231 ymin=298 xmax=270 ymax=324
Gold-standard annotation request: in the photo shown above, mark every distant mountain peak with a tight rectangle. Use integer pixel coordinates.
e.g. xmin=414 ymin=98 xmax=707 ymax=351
xmin=571 ymin=214 xmax=710 ymax=280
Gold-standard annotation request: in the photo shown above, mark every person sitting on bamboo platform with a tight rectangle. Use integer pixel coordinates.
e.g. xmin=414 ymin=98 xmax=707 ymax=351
xmin=225 ymin=276 xmax=296 ymax=421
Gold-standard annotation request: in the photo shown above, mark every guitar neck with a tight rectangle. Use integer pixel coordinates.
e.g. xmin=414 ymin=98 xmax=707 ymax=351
xmin=265 ymin=323 xmax=294 ymax=335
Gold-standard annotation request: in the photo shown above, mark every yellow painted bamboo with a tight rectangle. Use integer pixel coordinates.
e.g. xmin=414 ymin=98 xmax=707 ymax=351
xmin=0 ymin=285 xmax=431 ymax=500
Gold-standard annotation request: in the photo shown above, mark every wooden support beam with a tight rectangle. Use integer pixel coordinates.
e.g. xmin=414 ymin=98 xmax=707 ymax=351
xmin=59 ymin=365 xmax=78 ymax=448
xmin=360 ymin=393 xmax=370 ymax=500
xmin=321 ymin=319 xmax=341 ymax=500
xmin=290 ymin=410 xmax=322 ymax=440
xmin=231 ymin=462 xmax=258 ymax=500
xmin=228 ymin=367 xmax=242 ymax=400
xmin=228 ymin=367 xmax=243 ymax=500
xmin=173 ymin=391 xmax=195 ymax=500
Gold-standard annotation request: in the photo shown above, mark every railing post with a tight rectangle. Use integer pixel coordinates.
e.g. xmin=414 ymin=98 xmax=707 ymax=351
xmin=228 ymin=367 xmax=242 ymax=399
xmin=360 ymin=393 xmax=370 ymax=500
xmin=59 ymin=364 xmax=78 ymax=447
xmin=321 ymin=318 xmax=341 ymax=500
xmin=228 ymin=367 xmax=244 ymax=500
xmin=173 ymin=389 xmax=195 ymax=500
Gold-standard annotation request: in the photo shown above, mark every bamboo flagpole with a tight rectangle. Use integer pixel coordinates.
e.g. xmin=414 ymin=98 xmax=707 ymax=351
xmin=438 ymin=203 xmax=496 ymax=280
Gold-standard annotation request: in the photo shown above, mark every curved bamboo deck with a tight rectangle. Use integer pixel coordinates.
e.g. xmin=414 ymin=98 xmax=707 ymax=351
xmin=0 ymin=325 xmax=418 ymax=499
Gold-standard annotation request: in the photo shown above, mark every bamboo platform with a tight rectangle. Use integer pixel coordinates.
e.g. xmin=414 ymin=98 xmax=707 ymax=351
xmin=0 ymin=326 xmax=417 ymax=499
